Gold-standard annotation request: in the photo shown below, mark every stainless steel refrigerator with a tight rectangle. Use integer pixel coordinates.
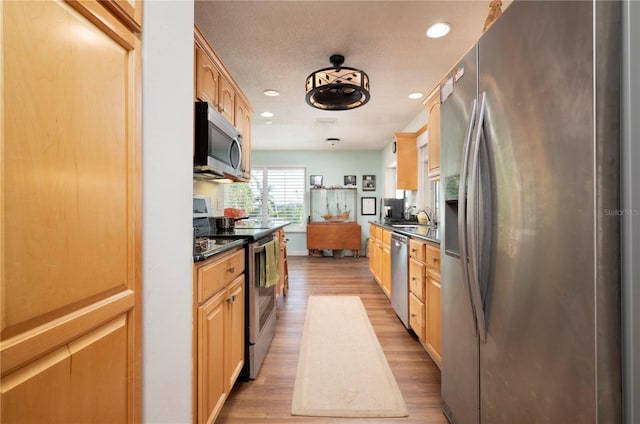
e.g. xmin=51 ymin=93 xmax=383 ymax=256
xmin=439 ymin=1 xmax=622 ymax=423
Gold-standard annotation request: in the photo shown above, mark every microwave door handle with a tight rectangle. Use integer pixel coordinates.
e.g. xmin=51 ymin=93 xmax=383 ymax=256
xmin=467 ymin=92 xmax=488 ymax=344
xmin=458 ymin=97 xmax=478 ymax=337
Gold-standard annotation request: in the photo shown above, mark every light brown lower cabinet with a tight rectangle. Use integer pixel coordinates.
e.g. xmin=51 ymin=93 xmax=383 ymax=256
xmin=381 ymin=229 xmax=392 ymax=298
xmin=194 ymin=248 xmax=245 ymax=424
xmin=408 ymin=238 xmax=442 ymax=368
xmin=368 ymin=224 xmax=391 ymax=299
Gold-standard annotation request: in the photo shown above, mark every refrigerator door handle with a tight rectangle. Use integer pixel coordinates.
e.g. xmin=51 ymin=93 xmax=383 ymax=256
xmin=467 ymin=91 xmax=488 ymax=343
xmin=458 ymin=97 xmax=479 ymax=336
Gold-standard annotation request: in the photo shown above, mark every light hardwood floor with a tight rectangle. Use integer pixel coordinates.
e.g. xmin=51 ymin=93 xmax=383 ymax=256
xmin=216 ymin=256 xmax=448 ymax=423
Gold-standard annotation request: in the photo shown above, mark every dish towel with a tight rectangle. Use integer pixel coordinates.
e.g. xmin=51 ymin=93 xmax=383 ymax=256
xmin=260 ymin=239 xmax=279 ymax=288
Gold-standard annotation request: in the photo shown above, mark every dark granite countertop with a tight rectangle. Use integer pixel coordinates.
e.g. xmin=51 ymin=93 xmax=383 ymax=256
xmin=193 ymin=238 xmax=246 ymax=262
xmin=369 ymin=220 xmax=440 ymax=244
xmin=193 ymin=220 xmax=290 ymax=262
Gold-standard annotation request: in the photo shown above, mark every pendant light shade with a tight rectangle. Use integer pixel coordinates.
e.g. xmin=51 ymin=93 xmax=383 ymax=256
xmin=305 ymin=55 xmax=370 ymax=110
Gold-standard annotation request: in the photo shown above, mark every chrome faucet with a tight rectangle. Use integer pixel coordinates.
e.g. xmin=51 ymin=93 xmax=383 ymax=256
xmin=404 ymin=205 xmax=416 ymax=220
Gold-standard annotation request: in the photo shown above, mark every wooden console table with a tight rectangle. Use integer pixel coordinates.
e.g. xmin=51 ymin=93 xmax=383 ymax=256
xmin=306 ymin=222 xmax=361 ymax=258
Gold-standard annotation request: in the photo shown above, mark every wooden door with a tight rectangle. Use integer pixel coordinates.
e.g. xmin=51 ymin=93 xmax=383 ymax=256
xmin=226 ymin=276 xmax=245 ymax=391
xmin=395 ymin=132 xmax=418 ymax=190
xmin=1 ymin=1 xmax=141 ymax=422
xmin=426 ymin=276 xmax=442 ymax=367
xmin=198 ymin=290 xmax=227 ymax=424
xmin=235 ymin=97 xmax=252 ymax=179
xmin=196 ymin=44 xmax=220 ymax=106
xmin=218 ymin=75 xmax=235 ymax=123
xmin=427 ymin=95 xmax=441 ymax=177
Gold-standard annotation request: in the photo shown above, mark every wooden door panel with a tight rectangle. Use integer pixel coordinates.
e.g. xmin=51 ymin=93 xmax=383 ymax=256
xmin=68 ymin=316 xmax=128 ymax=423
xmin=1 ymin=1 xmax=141 ymax=422
xmin=198 ymin=291 xmax=226 ymax=424
xmin=1 ymin=347 xmax=72 ymax=423
xmin=3 ymin=0 xmax=138 ymax=328
xmin=226 ymin=276 xmax=245 ymax=391
xmin=196 ymin=45 xmax=219 ymax=105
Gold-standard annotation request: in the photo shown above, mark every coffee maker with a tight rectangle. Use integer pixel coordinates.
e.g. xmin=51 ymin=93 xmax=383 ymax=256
xmin=382 ymin=198 xmax=404 ymax=222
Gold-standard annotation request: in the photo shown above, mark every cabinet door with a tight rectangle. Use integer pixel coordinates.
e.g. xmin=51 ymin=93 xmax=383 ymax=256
xmin=382 ymin=244 xmax=391 ymax=298
xmin=409 ymin=292 xmax=425 ymax=342
xmin=198 ymin=291 xmax=227 ymax=424
xmin=2 ymin=316 xmax=128 ymax=423
xmin=218 ymin=75 xmax=235 ymax=123
xmin=226 ymin=276 xmax=245 ymax=391
xmin=427 ymin=96 xmax=441 ymax=177
xmin=426 ymin=276 xmax=442 ymax=368
xmin=368 ymin=237 xmax=376 ymax=275
xmin=374 ymin=239 xmax=383 ymax=284
xmin=196 ymin=44 xmax=219 ymax=106
xmin=395 ymin=132 xmax=418 ymax=190
xmin=2 ymin=1 xmax=140 ymax=421
xmin=235 ymin=98 xmax=252 ymax=179
xmin=409 ymin=258 xmax=426 ymax=301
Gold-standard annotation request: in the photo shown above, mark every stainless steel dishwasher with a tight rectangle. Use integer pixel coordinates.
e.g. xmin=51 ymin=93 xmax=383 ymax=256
xmin=390 ymin=232 xmax=409 ymax=328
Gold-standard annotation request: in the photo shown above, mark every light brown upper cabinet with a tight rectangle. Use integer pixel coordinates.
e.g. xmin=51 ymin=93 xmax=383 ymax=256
xmin=218 ymin=75 xmax=235 ymax=124
xmin=2 ymin=1 xmax=141 ymax=421
xmin=395 ymin=132 xmax=419 ymax=190
xmin=426 ymin=89 xmax=441 ymax=178
xmin=195 ymin=43 xmax=220 ymax=106
xmin=235 ymin=97 xmax=252 ymax=180
xmin=194 ymin=25 xmax=253 ymax=181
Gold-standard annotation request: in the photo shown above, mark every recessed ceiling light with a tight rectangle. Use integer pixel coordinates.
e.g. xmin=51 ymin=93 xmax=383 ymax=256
xmin=408 ymin=92 xmax=424 ymax=100
xmin=426 ymin=22 xmax=451 ymax=38
xmin=260 ymin=111 xmax=274 ymax=118
xmin=263 ymin=89 xmax=280 ymax=97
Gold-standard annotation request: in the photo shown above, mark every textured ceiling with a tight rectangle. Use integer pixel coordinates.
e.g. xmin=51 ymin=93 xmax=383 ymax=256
xmin=195 ymin=1 xmax=510 ymax=151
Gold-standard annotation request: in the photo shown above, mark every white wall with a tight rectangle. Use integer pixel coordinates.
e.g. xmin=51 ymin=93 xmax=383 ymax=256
xmin=142 ymin=2 xmax=194 ymax=423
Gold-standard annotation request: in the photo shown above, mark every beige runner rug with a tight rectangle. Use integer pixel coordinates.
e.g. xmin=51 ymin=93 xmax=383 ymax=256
xmin=291 ymin=295 xmax=408 ymax=417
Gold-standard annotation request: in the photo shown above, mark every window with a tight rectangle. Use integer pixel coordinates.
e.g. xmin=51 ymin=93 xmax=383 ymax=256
xmin=225 ymin=167 xmax=306 ymax=228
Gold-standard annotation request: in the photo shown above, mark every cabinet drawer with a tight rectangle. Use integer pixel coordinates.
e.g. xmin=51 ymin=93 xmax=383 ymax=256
xmin=409 ymin=258 xmax=425 ymax=301
xmin=409 ymin=239 xmax=426 ymax=261
xmin=196 ymin=248 xmax=245 ymax=303
xmin=426 ymin=243 xmax=440 ymax=275
xmin=382 ymin=229 xmax=392 ymax=245
xmin=409 ymin=292 xmax=425 ymax=341
xmin=369 ymin=224 xmax=377 ymax=239
xmin=374 ymin=226 xmax=383 ymax=240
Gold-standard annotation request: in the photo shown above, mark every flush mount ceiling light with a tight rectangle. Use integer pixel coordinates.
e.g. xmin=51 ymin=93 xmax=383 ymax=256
xmin=263 ymin=89 xmax=280 ymax=97
xmin=260 ymin=111 xmax=274 ymax=118
xmin=426 ymin=22 xmax=451 ymax=38
xmin=305 ymin=55 xmax=370 ymax=111
xmin=326 ymin=137 xmax=340 ymax=146
xmin=408 ymin=92 xmax=424 ymax=100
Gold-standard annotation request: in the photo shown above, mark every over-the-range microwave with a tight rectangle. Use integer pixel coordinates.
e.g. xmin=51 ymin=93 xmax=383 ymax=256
xmin=194 ymin=101 xmax=243 ymax=178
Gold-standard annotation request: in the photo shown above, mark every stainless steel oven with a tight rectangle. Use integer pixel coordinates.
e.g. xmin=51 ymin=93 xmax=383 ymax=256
xmin=245 ymin=233 xmax=277 ymax=379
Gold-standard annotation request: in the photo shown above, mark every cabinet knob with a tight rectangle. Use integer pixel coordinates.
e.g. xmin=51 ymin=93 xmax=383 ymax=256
xmin=432 ymin=257 xmax=438 ymax=263
xmin=228 ymin=266 xmax=235 ymax=273
xmin=227 ymin=294 xmax=237 ymax=304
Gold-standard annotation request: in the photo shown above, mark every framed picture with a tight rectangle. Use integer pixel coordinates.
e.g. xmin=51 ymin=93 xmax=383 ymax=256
xmin=310 ymin=175 xmax=323 ymax=187
xmin=344 ymin=175 xmax=357 ymax=187
xmin=361 ymin=197 xmax=376 ymax=215
xmin=362 ymin=174 xmax=376 ymax=191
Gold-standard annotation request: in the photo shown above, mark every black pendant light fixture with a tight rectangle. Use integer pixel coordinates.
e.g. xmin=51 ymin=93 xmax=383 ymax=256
xmin=305 ymin=54 xmax=370 ymax=111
